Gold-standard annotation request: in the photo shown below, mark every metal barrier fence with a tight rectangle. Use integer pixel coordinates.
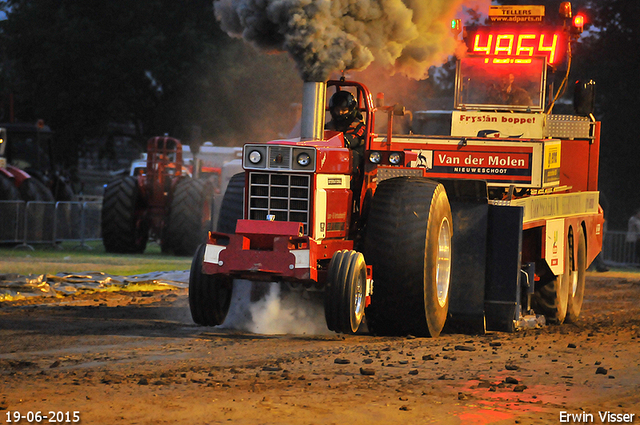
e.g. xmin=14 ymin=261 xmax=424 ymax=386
xmin=601 ymin=230 xmax=639 ymax=267
xmin=0 ymin=200 xmax=102 ymax=249
xmin=0 ymin=200 xmax=637 ymax=267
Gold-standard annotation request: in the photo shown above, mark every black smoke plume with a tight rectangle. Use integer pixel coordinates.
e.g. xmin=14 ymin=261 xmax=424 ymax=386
xmin=214 ymin=0 xmax=489 ymax=82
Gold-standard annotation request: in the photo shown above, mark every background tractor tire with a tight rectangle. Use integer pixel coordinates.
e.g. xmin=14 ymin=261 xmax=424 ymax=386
xmin=101 ymin=176 xmax=149 ymax=253
xmin=363 ymin=177 xmax=452 ymax=337
xmin=0 ymin=174 xmax=20 ymax=201
xmin=189 ymin=243 xmax=233 ymax=326
xmin=19 ymin=177 xmax=55 ymax=202
xmin=324 ymin=250 xmax=367 ymax=334
xmin=566 ymin=226 xmax=587 ymax=322
xmin=217 ymin=172 xmax=244 ymax=234
xmin=50 ymin=176 xmax=76 ymax=202
xmin=164 ymin=178 xmax=214 ymax=256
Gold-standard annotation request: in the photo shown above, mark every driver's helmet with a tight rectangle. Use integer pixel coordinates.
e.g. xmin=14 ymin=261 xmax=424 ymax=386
xmin=329 ymin=90 xmax=358 ymax=126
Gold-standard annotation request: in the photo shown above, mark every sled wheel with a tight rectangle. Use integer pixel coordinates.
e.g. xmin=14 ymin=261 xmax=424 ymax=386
xmin=533 ymin=230 xmax=571 ymax=324
xmin=324 ymin=250 xmax=366 ymax=334
xmin=189 ymin=243 xmax=233 ymax=326
xmin=363 ymin=177 xmax=452 ymax=337
xmin=566 ymin=226 xmax=587 ymax=322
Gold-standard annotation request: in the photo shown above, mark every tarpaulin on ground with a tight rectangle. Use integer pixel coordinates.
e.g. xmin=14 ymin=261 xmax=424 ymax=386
xmin=0 ymin=270 xmax=189 ymax=302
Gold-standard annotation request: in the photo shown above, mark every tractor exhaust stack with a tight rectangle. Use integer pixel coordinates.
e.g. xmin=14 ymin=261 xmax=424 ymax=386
xmin=300 ymin=81 xmax=326 ymax=141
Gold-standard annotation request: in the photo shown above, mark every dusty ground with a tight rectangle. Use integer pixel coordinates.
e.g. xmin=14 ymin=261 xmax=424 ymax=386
xmin=1 ymin=272 xmax=639 ymax=425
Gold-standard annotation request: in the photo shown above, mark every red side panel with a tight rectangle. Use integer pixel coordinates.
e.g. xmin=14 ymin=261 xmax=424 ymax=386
xmin=559 ymin=139 xmax=590 ymax=192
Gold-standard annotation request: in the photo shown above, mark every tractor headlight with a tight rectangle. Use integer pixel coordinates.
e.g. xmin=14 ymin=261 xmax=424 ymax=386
xmin=248 ymin=150 xmax=262 ymax=164
xmin=369 ymin=151 xmax=381 ymax=164
xmin=297 ymin=152 xmax=311 ymax=166
xmin=389 ymin=152 xmax=402 ymax=165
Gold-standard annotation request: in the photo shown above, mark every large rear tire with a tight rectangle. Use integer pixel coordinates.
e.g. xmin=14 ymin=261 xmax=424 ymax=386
xmin=101 ymin=176 xmax=148 ymax=253
xmin=566 ymin=226 xmax=586 ymax=322
xmin=363 ymin=177 xmax=452 ymax=337
xmin=164 ymin=178 xmax=214 ymax=256
xmin=217 ymin=173 xmax=244 ymax=234
xmin=189 ymin=243 xmax=233 ymax=326
xmin=324 ymin=250 xmax=366 ymax=334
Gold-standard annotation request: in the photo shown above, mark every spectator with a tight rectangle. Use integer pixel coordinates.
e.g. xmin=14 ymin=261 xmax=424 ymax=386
xmin=626 ymin=209 xmax=640 ymax=264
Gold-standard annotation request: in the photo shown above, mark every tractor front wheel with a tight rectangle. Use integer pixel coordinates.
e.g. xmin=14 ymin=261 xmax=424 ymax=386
xmin=324 ymin=250 xmax=366 ymax=334
xmin=189 ymin=243 xmax=233 ymax=326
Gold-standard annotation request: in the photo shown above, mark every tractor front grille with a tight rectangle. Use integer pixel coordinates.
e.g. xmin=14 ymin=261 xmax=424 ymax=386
xmin=248 ymin=172 xmax=311 ymax=234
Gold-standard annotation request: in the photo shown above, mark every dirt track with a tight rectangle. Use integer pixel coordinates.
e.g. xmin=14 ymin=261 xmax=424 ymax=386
xmin=1 ymin=272 xmax=639 ymax=425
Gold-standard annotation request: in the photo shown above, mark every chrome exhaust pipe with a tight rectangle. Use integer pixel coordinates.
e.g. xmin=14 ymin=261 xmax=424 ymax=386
xmin=300 ymin=81 xmax=326 ymax=140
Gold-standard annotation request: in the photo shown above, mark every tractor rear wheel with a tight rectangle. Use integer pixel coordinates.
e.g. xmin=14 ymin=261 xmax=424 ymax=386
xmin=189 ymin=243 xmax=233 ymax=326
xmin=324 ymin=250 xmax=367 ymax=334
xmin=165 ymin=178 xmax=214 ymax=256
xmin=101 ymin=176 xmax=148 ymax=253
xmin=566 ymin=226 xmax=587 ymax=322
xmin=217 ymin=173 xmax=244 ymax=234
xmin=363 ymin=177 xmax=452 ymax=337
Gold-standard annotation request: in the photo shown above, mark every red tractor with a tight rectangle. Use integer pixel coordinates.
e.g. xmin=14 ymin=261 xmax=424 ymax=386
xmin=101 ymin=136 xmax=214 ymax=255
xmin=0 ymin=122 xmax=75 ymax=203
xmin=189 ymin=3 xmax=603 ymax=335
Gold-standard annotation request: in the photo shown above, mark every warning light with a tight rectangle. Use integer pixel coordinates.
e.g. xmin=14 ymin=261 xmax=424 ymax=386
xmin=572 ymin=15 xmax=585 ymax=33
xmin=559 ymin=2 xmax=572 ymax=19
xmin=451 ymin=19 xmax=462 ymax=37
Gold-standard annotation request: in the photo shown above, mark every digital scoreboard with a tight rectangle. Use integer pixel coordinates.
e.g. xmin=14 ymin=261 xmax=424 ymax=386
xmin=465 ymin=27 xmax=568 ymax=66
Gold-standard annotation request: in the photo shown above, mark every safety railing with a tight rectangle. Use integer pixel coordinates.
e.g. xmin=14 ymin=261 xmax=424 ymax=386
xmin=0 ymin=199 xmax=637 ymax=267
xmin=601 ymin=230 xmax=639 ymax=267
xmin=0 ymin=200 xmax=102 ymax=249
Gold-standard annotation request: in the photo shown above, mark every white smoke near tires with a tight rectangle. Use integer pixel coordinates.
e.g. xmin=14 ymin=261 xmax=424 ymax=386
xmin=214 ymin=0 xmax=489 ymax=81
xmin=221 ymin=280 xmax=332 ymax=335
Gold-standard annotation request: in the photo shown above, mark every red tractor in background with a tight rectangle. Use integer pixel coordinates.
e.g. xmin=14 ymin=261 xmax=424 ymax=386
xmin=0 ymin=122 xmax=75 ymax=203
xmin=101 ymin=136 xmax=214 ymax=256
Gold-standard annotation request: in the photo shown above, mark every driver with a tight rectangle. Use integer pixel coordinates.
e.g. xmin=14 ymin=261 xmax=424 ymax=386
xmin=326 ymin=90 xmax=366 ymax=223
xmin=326 ymin=90 xmax=365 ymax=153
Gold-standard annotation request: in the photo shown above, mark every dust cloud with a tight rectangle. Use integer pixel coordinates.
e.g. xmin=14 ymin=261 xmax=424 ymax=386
xmin=221 ymin=280 xmax=332 ymax=335
xmin=214 ymin=0 xmax=489 ymax=81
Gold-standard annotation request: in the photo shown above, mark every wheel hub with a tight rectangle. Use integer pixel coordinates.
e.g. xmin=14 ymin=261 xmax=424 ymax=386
xmin=436 ymin=217 xmax=452 ymax=307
